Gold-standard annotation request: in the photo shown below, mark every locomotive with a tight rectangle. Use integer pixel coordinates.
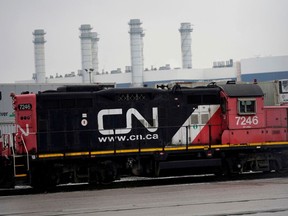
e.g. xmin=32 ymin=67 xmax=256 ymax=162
xmin=0 ymin=82 xmax=288 ymax=189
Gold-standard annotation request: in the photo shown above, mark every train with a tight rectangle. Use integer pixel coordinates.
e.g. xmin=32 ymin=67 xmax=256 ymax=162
xmin=0 ymin=82 xmax=288 ymax=189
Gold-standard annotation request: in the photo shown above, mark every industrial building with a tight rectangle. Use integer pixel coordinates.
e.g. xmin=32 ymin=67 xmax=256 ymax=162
xmin=15 ymin=19 xmax=287 ymax=87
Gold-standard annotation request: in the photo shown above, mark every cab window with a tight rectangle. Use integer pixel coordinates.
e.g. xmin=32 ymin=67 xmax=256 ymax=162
xmin=238 ymin=98 xmax=256 ymax=115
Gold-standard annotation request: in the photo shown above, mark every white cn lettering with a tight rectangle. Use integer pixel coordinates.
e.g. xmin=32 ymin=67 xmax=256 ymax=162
xmin=98 ymin=107 xmax=158 ymax=135
xmin=16 ymin=124 xmax=30 ymax=136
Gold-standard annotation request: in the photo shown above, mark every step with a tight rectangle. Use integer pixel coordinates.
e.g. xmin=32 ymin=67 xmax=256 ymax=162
xmin=15 ymin=173 xmax=28 ymax=178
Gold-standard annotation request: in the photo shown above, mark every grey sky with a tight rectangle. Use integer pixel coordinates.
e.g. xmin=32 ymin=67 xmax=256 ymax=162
xmin=0 ymin=0 xmax=287 ymax=83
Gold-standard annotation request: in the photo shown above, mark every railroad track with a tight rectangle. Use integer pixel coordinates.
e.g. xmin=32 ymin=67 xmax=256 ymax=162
xmin=1 ymin=171 xmax=287 ymax=196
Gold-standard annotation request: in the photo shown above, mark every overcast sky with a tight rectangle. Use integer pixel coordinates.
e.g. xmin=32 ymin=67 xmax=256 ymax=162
xmin=0 ymin=0 xmax=287 ymax=83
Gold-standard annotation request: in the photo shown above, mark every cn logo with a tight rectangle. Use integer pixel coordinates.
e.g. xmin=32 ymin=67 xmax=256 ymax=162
xmin=16 ymin=124 xmax=30 ymax=136
xmin=98 ymin=107 xmax=158 ymax=135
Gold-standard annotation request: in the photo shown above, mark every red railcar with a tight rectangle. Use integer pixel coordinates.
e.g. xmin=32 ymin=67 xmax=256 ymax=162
xmin=1 ymin=83 xmax=287 ymax=189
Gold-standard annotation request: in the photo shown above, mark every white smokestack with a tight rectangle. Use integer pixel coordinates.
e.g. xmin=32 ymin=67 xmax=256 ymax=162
xmin=79 ymin=24 xmax=93 ymax=83
xmin=179 ymin=23 xmax=193 ymax=69
xmin=91 ymin=32 xmax=99 ymax=76
xmin=129 ymin=19 xmax=144 ymax=87
xmin=33 ymin=29 xmax=46 ymax=83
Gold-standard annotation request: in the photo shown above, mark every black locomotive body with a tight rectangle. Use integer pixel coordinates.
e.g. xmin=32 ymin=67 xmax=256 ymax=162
xmin=1 ymin=83 xmax=288 ymax=189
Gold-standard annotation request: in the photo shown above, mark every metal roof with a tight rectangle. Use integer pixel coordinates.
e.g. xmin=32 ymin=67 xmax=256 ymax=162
xmin=219 ymin=84 xmax=264 ymax=97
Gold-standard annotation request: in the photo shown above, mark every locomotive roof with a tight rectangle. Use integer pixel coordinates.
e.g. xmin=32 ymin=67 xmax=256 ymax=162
xmin=219 ymin=84 xmax=263 ymax=97
xmin=39 ymin=83 xmax=263 ymax=98
xmin=56 ymin=84 xmax=114 ymax=92
xmin=97 ymin=87 xmax=164 ymax=95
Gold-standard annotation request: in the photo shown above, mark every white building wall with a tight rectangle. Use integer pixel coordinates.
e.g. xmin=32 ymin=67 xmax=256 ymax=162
xmin=94 ymin=73 xmax=131 ymax=85
xmin=46 ymin=76 xmax=82 ymax=83
xmin=241 ymin=56 xmax=288 ymax=74
xmin=240 ymin=55 xmax=288 ymax=82
xmin=143 ymin=67 xmax=237 ymax=84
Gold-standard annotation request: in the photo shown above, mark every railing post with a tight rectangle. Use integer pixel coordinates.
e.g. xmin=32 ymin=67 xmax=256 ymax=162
xmin=186 ymin=125 xmax=189 ymax=150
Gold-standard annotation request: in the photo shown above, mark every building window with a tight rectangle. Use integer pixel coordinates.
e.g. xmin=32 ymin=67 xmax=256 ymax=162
xmin=238 ymin=98 xmax=256 ymax=115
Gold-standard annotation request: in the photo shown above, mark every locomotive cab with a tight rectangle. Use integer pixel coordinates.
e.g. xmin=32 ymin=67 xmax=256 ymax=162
xmin=220 ymin=83 xmax=265 ymax=144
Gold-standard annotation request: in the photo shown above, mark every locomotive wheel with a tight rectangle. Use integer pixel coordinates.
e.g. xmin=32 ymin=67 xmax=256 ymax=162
xmin=88 ymin=166 xmax=100 ymax=185
xmin=131 ymin=163 xmax=143 ymax=176
xmin=89 ymin=161 xmax=117 ymax=185
xmin=214 ymin=160 xmax=229 ymax=177
xmin=99 ymin=161 xmax=117 ymax=184
xmin=153 ymin=161 xmax=160 ymax=177
xmin=215 ymin=158 xmax=239 ymax=177
xmin=144 ymin=160 xmax=160 ymax=177
xmin=274 ymin=160 xmax=288 ymax=174
xmin=31 ymin=165 xmax=58 ymax=190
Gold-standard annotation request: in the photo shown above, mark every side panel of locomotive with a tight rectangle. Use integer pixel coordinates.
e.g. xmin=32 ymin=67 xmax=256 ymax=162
xmin=35 ymin=87 xmax=221 ymax=154
xmin=36 ymin=92 xmax=98 ymax=153
xmin=264 ymin=106 xmax=287 ymax=142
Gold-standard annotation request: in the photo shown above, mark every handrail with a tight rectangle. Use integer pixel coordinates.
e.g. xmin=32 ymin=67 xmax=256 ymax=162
xmin=20 ymin=135 xmax=30 ymax=171
xmin=10 ymin=133 xmax=17 ymax=177
xmin=11 ymin=133 xmax=30 ymax=177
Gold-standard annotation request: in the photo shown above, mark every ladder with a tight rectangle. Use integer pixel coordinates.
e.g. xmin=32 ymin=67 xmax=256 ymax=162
xmin=11 ymin=134 xmax=30 ymax=185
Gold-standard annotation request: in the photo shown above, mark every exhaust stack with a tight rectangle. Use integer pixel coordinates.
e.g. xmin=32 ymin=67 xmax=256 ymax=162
xmin=91 ymin=32 xmax=99 ymax=76
xmin=179 ymin=23 xmax=193 ymax=69
xmin=33 ymin=29 xmax=46 ymax=83
xmin=79 ymin=25 xmax=99 ymax=83
xmin=129 ymin=19 xmax=144 ymax=87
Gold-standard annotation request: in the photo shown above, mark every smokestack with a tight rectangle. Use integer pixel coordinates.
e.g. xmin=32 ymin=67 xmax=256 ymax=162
xmin=179 ymin=23 xmax=193 ymax=69
xmin=129 ymin=19 xmax=144 ymax=87
xmin=33 ymin=29 xmax=46 ymax=83
xmin=91 ymin=32 xmax=99 ymax=76
xmin=79 ymin=24 xmax=93 ymax=83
